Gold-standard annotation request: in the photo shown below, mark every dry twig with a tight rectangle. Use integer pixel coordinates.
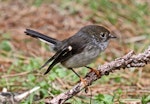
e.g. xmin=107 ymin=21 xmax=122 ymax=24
xmin=45 ymin=46 xmax=150 ymax=104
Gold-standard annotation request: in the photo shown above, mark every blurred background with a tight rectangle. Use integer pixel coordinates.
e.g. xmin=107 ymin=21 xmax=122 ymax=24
xmin=0 ymin=0 xmax=150 ymax=103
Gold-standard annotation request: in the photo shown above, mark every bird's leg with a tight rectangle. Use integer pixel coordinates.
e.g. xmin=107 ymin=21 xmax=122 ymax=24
xmin=69 ymin=68 xmax=87 ymax=85
xmin=85 ymin=66 xmax=101 ymax=77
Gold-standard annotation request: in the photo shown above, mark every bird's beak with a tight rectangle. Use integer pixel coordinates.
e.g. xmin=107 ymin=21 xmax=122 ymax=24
xmin=109 ymin=34 xmax=117 ymax=39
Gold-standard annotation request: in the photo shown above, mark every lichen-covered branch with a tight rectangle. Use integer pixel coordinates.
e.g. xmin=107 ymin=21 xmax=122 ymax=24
xmin=46 ymin=46 xmax=150 ymax=104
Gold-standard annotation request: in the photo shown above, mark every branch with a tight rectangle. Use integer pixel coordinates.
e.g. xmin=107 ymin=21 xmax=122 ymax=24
xmin=45 ymin=46 xmax=150 ymax=104
xmin=0 ymin=87 xmax=40 ymax=104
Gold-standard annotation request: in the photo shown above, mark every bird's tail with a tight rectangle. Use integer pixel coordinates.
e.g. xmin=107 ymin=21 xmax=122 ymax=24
xmin=24 ymin=29 xmax=60 ymax=45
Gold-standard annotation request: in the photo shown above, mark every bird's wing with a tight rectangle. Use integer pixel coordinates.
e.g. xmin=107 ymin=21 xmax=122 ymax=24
xmin=43 ymin=45 xmax=73 ymax=74
xmin=42 ymin=33 xmax=90 ymax=75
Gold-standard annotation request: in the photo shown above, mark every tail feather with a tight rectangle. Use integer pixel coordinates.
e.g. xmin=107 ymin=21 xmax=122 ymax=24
xmin=24 ymin=29 xmax=59 ymax=45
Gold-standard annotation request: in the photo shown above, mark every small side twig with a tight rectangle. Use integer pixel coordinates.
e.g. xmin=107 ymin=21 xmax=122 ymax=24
xmin=46 ymin=46 xmax=150 ymax=104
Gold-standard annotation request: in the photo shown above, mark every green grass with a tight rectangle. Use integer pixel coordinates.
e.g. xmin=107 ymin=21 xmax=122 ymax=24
xmin=142 ymin=95 xmax=150 ymax=104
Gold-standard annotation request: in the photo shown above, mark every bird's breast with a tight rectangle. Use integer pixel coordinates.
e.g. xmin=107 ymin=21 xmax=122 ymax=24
xmin=61 ymin=45 xmax=101 ymax=68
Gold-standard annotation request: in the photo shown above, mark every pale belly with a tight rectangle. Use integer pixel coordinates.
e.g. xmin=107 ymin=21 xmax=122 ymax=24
xmin=61 ymin=45 xmax=101 ymax=68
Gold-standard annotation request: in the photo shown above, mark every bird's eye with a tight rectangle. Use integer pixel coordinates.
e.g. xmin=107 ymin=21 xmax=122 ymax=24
xmin=100 ymin=32 xmax=106 ymax=38
xmin=101 ymin=34 xmax=105 ymax=37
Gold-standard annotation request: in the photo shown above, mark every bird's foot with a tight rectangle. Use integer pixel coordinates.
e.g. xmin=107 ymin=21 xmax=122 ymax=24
xmin=80 ymin=77 xmax=88 ymax=86
xmin=85 ymin=66 xmax=101 ymax=77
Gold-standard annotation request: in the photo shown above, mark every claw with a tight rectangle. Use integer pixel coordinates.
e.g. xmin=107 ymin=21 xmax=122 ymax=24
xmin=80 ymin=77 xmax=87 ymax=85
xmin=85 ymin=66 xmax=101 ymax=77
